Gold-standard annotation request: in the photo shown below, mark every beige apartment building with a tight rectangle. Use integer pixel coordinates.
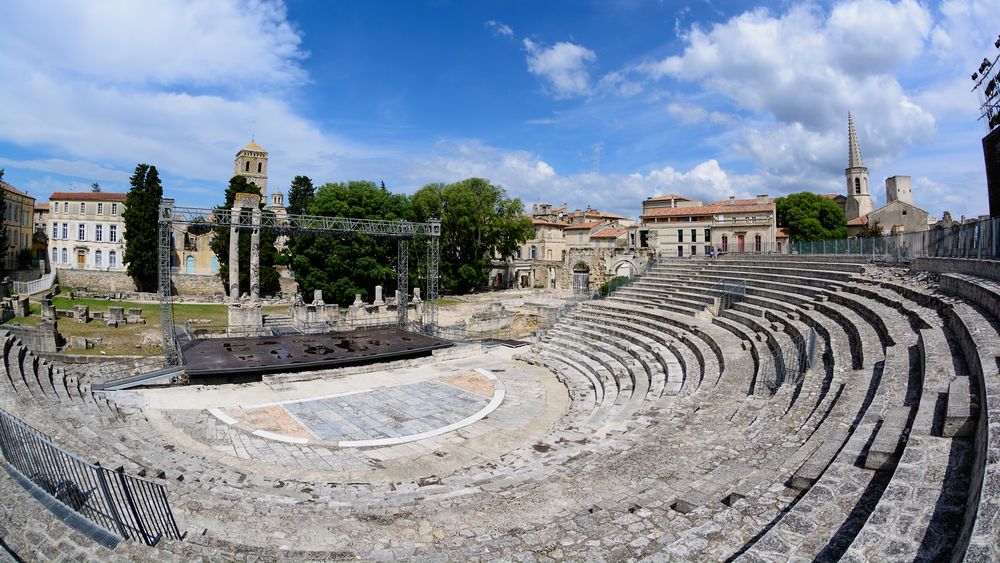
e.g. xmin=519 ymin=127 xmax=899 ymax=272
xmin=640 ymin=194 xmax=781 ymax=255
xmin=1 ymin=180 xmax=36 ymax=270
xmin=48 ymin=192 xmax=127 ymax=271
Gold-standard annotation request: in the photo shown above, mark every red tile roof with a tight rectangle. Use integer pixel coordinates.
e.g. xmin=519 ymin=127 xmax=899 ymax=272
xmin=645 ymin=193 xmax=692 ymax=202
xmin=564 ymin=220 xmax=604 ymax=230
xmin=847 ymin=214 xmax=869 ymax=226
xmin=532 ymin=219 xmax=568 ymax=227
xmin=50 ymin=192 xmax=127 ymax=201
xmin=641 ymin=201 xmax=772 ymax=218
xmin=590 ymin=228 xmax=628 ymax=239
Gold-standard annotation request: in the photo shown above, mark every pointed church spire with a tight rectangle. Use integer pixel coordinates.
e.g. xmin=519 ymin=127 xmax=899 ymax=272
xmin=847 ymin=112 xmax=865 ymax=169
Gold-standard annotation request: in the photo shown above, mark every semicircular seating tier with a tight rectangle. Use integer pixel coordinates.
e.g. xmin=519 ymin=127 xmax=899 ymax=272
xmin=0 ymin=253 xmax=998 ymax=561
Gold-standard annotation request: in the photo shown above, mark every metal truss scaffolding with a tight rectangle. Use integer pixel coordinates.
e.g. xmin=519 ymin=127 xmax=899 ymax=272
xmin=158 ymin=202 xmax=441 ymax=366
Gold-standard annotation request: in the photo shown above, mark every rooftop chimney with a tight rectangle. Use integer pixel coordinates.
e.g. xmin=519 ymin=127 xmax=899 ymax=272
xmin=756 ymin=194 xmax=768 ymax=205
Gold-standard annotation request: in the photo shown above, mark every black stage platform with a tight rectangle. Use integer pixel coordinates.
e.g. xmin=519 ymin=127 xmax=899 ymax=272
xmin=181 ymin=328 xmax=453 ymax=378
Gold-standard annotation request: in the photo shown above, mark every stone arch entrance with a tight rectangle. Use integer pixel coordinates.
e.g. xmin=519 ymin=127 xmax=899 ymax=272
xmin=572 ymin=262 xmax=590 ymax=296
xmin=611 ymin=258 xmax=637 ymax=279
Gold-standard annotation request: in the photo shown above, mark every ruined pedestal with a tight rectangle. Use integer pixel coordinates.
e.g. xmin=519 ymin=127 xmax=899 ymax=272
xmin=228 ymin=303 xmax=263 ymax=336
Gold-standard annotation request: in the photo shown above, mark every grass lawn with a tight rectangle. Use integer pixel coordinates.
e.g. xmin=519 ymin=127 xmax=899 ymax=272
xmin=3 ymin=297 xmax=289 ymax=356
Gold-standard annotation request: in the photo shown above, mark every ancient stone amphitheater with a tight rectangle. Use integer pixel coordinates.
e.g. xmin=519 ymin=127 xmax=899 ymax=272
xmin=1 ymin=255 xmax=998 ymax=561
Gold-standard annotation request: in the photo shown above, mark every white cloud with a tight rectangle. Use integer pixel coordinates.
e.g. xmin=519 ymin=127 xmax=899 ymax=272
xmin=0 ymin=0 xmax=377 ymax=207
xmin=1 ymin=0 xmax=307 ymax=90
xmin=0 ymin=157 xmax=130 ymax=183
xmin=666 ymin=102 xmax=729 ymax=125
xmin=630 ymin=0 xmax=952 ymax=210
xmin=406 ymin=141 xmax=766 ymax=217
xmin=523 ymin=39 xmax=597 ymax=99
xmin=486 ymin=20 xmax=514 ymax=37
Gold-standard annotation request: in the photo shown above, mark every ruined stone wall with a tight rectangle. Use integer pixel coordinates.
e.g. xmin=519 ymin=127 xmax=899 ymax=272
xmin=56 ymin=268 xmax=226 ymax=296
xmin=56 ymin=268 xmax=136 ymax=292
xmin=558 ymin=248 xmax=614 ymax=292
xmin=172 ymin=274 xmax=226 ymax=296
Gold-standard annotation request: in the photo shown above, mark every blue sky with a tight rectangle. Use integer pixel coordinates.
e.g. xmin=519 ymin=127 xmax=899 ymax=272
xmin=0 ymin=0 xmax=997 ymax=220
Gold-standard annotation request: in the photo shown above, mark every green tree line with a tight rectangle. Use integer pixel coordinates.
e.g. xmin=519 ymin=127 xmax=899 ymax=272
xmin=286 ymin=177 xmax=534 ymax=306
xmin=120 ymin=166 xmax=532 ymax=303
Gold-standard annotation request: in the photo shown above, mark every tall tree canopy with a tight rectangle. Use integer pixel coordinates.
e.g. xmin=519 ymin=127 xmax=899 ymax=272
xmin=286 ymin=175 xmax=315 ymax=216
xmin=122 ymin=164 xmax=163 ymax=291
xmin=412 ymin=178 xmax=534 ymax=293
xmin=776 ymin=192 xmax=848 ymax=242
xmin=290 ymin=181 xmax=412 ymax=306
xmin=209 ymin=176 xmax=280 ymax=297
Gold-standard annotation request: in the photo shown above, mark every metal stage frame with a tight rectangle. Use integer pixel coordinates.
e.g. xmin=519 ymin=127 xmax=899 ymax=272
xmin=157 ymin=202 xmax=441 ymax=366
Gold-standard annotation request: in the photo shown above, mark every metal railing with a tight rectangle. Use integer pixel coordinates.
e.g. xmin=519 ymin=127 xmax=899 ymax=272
xmin=12 ymin=270 xmax=57 ymax=296
xmin=0 ymin=409 xmax=183 ymax=546
xmin=706 ymin=278 xmax=747 ymax=310
xmin=793 ymin=215 xmax=1000 ymax=261
xmin=754 ymin=326 xmax=817 ymax=395
xmin=65 ymin=355 xmax=172 ymax=386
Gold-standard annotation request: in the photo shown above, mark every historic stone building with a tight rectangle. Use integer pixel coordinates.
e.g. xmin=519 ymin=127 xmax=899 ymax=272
xmin=842 ymin=113 xmax=932 ymax=236
xmin=845 ymin=113 xmax=874 ymax=221
xmin=640 ymin=194 xmax=780 ymax=255
xmin=1 ymin=180 xmax=36 ymax=270
xmin=47 ymin=192 xmax=126 ymax=271
xmin=234 ymin=140 xmax=269 ymax=198
xmin=848 ymin=175 xmax=931 ymax=236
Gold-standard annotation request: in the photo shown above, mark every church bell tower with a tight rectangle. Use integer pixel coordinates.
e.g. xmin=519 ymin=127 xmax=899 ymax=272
xmin=235 ymin=140 xmax=268 ymax=198
xmin=845 ymin=113 xmax=873 ymax=220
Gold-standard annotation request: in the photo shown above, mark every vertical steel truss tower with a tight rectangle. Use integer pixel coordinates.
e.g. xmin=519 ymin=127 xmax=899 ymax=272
xmin=157 ymin=202 xmax=441 ymax=366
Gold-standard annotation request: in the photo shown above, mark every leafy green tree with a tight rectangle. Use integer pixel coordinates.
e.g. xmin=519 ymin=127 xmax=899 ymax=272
xmin=412 ymin=178 xmax=534 ymax=293
xmin=209 ymin=176 xmax=280 ymax=297
xmin=0 ymin=169 xmax=7 ymax=276
xmin=289 ymin=181 xmax=413 ymax=306
xmin=123 ymin=164 xmax=163 ymax=291
xmin=286 ymin=175 xmax=314 ymax=215
xmin=90 ymin=182 xmax=101 ymax=192
xmin=776 ymin=192 xmax=848 ymax=242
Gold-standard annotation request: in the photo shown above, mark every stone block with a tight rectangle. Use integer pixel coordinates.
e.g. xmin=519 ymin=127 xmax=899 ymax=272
xmin=943 ymin=377 xmax=975 ymax=437
xmin=790 ymin=437 xmax=845 ymax=490
xmin=41 ymin=298 xmax=55 ymax=321
xmin=864 ymin=409 xmax=909 ymax=471
xmin=14 ymin=297 xmax=29 ymax=318
xmin=73 ymin=304 xmax=89 ymax=323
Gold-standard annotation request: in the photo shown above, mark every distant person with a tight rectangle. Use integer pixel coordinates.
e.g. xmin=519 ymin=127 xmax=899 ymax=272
xmin=710 ymin=247 xmax=718 ymax=259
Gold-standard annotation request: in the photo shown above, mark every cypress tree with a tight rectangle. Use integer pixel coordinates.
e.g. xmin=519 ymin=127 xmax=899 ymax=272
xmin=123 ymin=163 xmax=164 ymax=292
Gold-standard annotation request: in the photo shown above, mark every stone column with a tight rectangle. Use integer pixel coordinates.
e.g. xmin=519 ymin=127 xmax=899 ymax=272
xmin=250 ymin=207 xmax=261 ymax=302
xmin=228 ymin=205 xmax=241 ymax=304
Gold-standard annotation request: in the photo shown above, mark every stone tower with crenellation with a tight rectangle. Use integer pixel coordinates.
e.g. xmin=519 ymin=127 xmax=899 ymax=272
xmin=234 ymin=140 xmax=268 ymax=199
xmin=845 ymin=113 xmax=874 ymax=220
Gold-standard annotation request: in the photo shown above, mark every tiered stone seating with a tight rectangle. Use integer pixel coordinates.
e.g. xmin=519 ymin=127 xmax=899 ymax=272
xmin=2 ymin=254 xmax=1000 ymax=561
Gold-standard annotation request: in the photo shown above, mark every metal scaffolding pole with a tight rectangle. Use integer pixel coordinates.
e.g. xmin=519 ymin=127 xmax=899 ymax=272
xmin=159 ymin=205 xmax=442 ymax=363
xmin=157 ymin=203 xmax=180 ymax=366
xmin=397 ymin=238 xmax=408 ymax=328
xmin=426 ymin=233 xmax=439 ymax=332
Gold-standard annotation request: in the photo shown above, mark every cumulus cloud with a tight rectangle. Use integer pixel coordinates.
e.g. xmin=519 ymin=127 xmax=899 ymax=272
xmin=486 ymin=20 xmax=514 ymax=37
xmin=523 ymin=39 xmax=597 ymax=99
xmin=1 ymin=0 xmax=307 ymax=89
xmin=634 ymin=0 xmax=947 ymax=205
xmin=0 ymin=0 xmax=374 ymax=206
xmin=406 ymin=141 xmax=765 ymax=217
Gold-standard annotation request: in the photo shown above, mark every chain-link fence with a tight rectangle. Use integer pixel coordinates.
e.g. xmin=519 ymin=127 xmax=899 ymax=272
xmin=794 ymin=215 xmax=1000 ymax=261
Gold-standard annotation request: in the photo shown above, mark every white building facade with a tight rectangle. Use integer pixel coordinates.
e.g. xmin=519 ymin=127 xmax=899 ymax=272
xmin=47 ymin=192 xmax=127 ymax=271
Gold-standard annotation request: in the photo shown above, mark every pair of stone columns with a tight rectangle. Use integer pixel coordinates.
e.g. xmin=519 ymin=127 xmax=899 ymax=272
xmin=229 ymin=194 xmax=262 ymax=304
